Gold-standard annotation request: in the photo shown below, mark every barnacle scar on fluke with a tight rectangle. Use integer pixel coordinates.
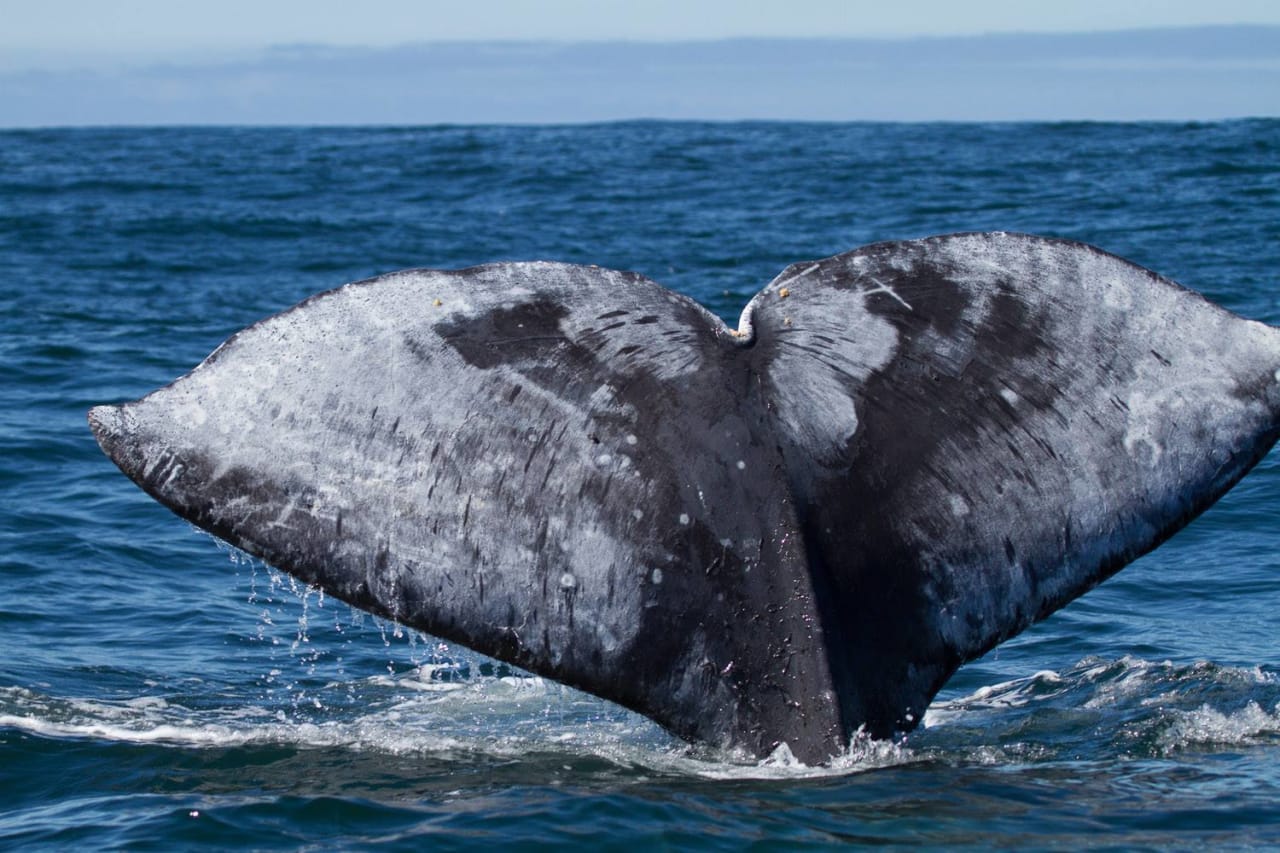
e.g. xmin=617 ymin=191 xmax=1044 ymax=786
xmin=88 ymin=232 xmax=1280 ymax=764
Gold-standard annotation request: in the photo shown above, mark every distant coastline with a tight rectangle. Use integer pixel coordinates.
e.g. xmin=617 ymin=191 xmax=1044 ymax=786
xmin=4 ymin=25 xmax=1278 ymax=126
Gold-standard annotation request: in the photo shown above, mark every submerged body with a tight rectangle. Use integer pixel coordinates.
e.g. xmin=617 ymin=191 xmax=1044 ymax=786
xmin=89 ymin=232 xmax=1280 ymax=763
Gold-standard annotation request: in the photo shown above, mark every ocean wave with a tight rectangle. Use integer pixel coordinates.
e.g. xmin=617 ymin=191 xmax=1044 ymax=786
xmin=916 ymin=656 xmax=1280 ymax=764
xmin=5 ymin=652 xmax=1277 ymax=780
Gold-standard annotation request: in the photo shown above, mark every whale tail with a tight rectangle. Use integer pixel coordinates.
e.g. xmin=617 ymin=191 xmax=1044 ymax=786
xmin=90 ymin=233 xmax=1280 ymax=763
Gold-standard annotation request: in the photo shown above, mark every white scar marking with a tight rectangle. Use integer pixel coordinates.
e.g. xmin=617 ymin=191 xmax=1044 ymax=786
xmin=865 ymin=276 xmax=914 ymax=311
xmin=770 ymin=262 xmax=822 ymax=294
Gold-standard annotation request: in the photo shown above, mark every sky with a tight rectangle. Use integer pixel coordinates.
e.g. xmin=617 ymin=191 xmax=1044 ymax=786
xmin=7 ymin=0 xmax=1280 ymax=63
xmin=2 ymin=1 xmax=1279 ymax=124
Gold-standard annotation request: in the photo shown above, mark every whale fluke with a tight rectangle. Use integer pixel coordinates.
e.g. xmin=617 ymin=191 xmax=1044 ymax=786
xmin=89 ymin=232 xmax=1280 ymax=763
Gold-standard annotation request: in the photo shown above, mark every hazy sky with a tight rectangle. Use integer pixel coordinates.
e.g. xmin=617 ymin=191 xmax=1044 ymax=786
xmin=6 ymin=0 xmax=1280 ymax=63
xmin=4 ymin=2 xmax=1278 ymax=124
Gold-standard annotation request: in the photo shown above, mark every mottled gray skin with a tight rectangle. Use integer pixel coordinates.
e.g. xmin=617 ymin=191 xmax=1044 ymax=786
xmin=89 ymin=233 xmax=1280 ymax=763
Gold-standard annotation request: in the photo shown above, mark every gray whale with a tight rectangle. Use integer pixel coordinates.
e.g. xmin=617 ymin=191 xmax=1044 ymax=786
xmin=89 ymin=232 xmax=1280 ymax=763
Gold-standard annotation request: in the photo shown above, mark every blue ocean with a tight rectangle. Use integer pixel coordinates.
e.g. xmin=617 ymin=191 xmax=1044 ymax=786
xmin=3 ymin=121 xmax=1280 ymax=848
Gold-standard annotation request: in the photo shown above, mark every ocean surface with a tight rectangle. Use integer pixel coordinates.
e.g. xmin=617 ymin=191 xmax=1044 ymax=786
xmin=3 ymin=120 xmax=1280 ymax=849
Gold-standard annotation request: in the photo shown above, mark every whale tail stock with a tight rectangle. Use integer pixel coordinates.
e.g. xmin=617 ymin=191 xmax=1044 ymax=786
xmin=89 ymin=232 xmax=1280 ymax=763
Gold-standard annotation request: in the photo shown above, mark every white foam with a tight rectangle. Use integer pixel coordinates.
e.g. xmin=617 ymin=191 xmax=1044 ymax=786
xmin=0 ymin=680 xmax=638 ymax=759
xmin=694 ymin=730 xmax=918 ymax=780
xmin=923 ymin=669 xmax=1064 ymax=727
xmin=0 ymin=678 xmax=923 ymax=780
xmin=1158 ymin=701 xmax=1280 ymax=753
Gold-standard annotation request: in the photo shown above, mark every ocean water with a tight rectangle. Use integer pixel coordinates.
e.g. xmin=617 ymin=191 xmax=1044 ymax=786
xmin=3 ymin=120 xmax=1280 ymax=849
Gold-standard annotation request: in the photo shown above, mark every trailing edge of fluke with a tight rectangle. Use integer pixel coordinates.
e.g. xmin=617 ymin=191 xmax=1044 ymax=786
xmin=89 ymin=232 xmax=1280 ymax=764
